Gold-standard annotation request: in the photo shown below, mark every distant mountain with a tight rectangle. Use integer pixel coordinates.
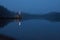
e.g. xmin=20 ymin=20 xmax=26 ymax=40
xmin=0 ymin=5 xmax=17 ymax=18
xmin=0 ymin=5 xmax=60 ymax=27
xmin=0 ymin=5 xmax=17 ymax=27
xmin=21 ymin=12 xmax=60 ymax=22
xmin=21 ymin=12 xmax=43 ymax=20
xmin=42 ymin=12 xmax=60 ymax=22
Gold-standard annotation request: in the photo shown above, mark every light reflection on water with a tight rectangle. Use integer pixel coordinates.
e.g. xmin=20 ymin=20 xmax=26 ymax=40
xmin=0 ymin=20 xmax=60 ymax=40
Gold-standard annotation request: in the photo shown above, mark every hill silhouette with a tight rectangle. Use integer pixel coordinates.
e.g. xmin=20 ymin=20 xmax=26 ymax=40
xmin=21 ymin=12 xmax=60 ymax=22
xmin=0 ymin=5 xmax=17 ymax=27
xmin=0 ymin=5 xmax=60 ymax=27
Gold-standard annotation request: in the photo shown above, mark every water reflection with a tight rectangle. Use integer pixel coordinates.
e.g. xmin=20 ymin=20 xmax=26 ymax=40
xmin=0 ymin=5 xmax=60 ymax=40
xmin=22 ymin=12 xmax=60 ymax=22
xmin=0 ymin=19 xmax=13 ymax=27
xmin=0 ymin=5 xmax=22 ymax=27
xmin=0 ymin=12 xmax=60 ymax=27
xmin=0 ymin=5 xmax=60 ymax=27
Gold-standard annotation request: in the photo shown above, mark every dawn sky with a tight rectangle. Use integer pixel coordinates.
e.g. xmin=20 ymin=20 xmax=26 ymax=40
xmin=0 ymin=0 xmax=60 ymax=14
xmin=0 ymin=0 xmax=60 ymax=40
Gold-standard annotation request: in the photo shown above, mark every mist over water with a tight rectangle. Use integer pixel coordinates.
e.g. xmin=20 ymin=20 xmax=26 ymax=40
xmin=0 ymin=0 xmax=60 ymax=40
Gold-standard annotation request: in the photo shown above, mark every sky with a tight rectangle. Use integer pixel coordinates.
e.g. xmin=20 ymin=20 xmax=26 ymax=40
xmin=0 ymin=0 xmax=60 ymax=14
xmin=0 ymin=0 xmax=60 ymax=40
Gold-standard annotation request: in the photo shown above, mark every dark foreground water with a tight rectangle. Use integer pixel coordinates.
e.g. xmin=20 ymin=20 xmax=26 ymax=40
xmin=0 ymin=19 xmax=60 ymax=40
xmin=0 ymin=0 xmax=60 ymax=40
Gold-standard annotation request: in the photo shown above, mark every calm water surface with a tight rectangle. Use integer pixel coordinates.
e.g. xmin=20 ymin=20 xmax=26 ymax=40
xmin=0 ymin=0 xmax=60 ymax=40
xmin=0 ymin=20 xmax=60 ymax=40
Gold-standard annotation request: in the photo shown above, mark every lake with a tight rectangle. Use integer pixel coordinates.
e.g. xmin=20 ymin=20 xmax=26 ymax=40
xmin=0 ymin=19 xmax=60 ymax=40
xmin=0 ymin=0 xmax=60 ymax=40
